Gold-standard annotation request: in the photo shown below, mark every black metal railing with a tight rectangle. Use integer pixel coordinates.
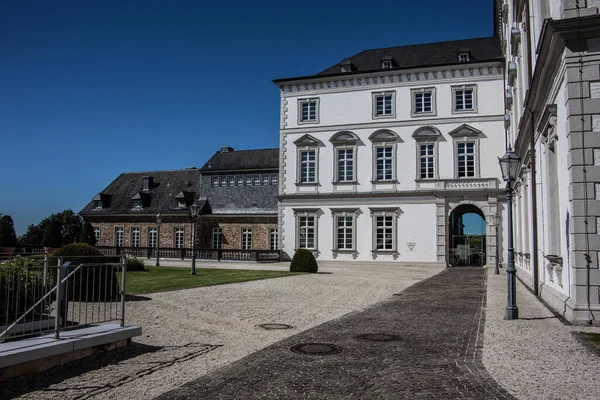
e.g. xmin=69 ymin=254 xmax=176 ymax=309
xmin=95 ymin=246 xmax=281 ymax=263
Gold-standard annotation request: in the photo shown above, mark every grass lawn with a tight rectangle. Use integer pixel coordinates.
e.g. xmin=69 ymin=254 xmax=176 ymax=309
xmin=580 ymin=332 xmax=600 ymax=350
xmin=125 ymin=266 xmax=304 ymax=295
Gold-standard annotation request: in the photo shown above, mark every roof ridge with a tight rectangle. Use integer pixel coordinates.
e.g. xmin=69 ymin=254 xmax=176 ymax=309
xmin=120 ymin=168 xmax=202 ymax=175
xmin=358 ymin=36 xmax=497 ymax=53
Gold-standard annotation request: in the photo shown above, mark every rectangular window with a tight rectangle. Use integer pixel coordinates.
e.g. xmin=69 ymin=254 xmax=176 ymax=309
xmin=229 ymin=176 xmax=235 ymax=187
xmin=299 ymin=150 xmax=316 ymax=183
xmin=336 ymin=148 xmax=354 ymax=182
xmin=299 ymin=99 xmax=318 ymax=122
xmin=115 ymin=227 xmax=124 ymax=247
xmin=220 ymin=176 xmax=227 ymax=187
xmin=254 ymin=174 xmax=261 ymax=186
xmin=298 ymin=216 xmax=315 ymax=249
xmin=420 ymin=143 xmax=435 ymax=179
xmin=212 ymin=177 xmax=219 ymax=187
xmin=95 ymin=200 xmax=103 ymax=209
xmin=131 ymin=227 xmax=140 ymax=247
xmin=459 ymin=53 xmax=470 ymax=62
xmin=375 ymin=146 xmax=393 ymax=181
xmin=455 ymin=88 xmax=474 ymax=111
xmin=271 ymin=174 xmax=278 ymax=185
xmin=263 ymin=174 xmax=270 ymax=185
xmin=237 ymin=176 xmax=244 ymax=186
xmin=381 ymin=60 xmax=392 ymax=69
xmin=212 ymin=227 xmax=223 ymax=249
xmin=175 ymin=228 xmax=184 ymax=248
xmin=335 ymin=215 xmax=354 ymax=251
xmin=375 ymin=216 xmax=394 ymax=251
xmin=457 ymin=142 xmax=476 ymax=177
xmin=246 ymin=175 xmax=253 ymax=186
xmin=133 ymin=199 xmax=142 ymax=209
xmin=148 ymin=228 xmax=157 ymax=248
xmin=375 ymin=94 xmax=393 ymax=116
xmin=270 ymin=228 xmax=278 ymax=250
xmin=242 ymin=228 xmax=252 ymax=250
xmin=415 ymin=92 xmax=432 ymax=113
xmin=93 ymin=227 xmax=100 ymax=245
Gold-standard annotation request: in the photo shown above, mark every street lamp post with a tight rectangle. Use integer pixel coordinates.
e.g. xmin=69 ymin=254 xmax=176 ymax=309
xmin=493 ymin=213 xmax=500 ymax=275
xmin=155 ymin=213 xmax=161 ymax=267
xmin=498 ymin=148 xmax=520 ymax=320
xmin=189 ymin=202 xmax=200 ymax=276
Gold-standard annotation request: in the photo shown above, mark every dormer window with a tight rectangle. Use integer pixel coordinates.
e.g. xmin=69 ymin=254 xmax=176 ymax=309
xmin=177 ymin=199 xmax=187 ymax=208
xmin=131 ymin=192 xmax=145 ymax=209
xmin=142 ymin=176 xmax=153 ymax=191
xmin=92 ymin=193 xmax=106 ymax=209
xmin=458 ymin=53 xmax=470 ymax=62
xmin=95 ymin=199 xmax=103 ymax=209
xmin=133 ymin=199 xmax=143 ymax=209
xmin=382 ymin=60 xmax=392 ymax=69
xmin=340 ymin=59 xmax=353 ymax=73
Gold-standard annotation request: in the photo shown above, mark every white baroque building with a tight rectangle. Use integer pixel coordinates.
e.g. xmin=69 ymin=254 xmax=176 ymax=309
xmin=274 ymin=37 xmax=509 ymax=265
xmin=502 ymin=0 xmax=600 ymax=325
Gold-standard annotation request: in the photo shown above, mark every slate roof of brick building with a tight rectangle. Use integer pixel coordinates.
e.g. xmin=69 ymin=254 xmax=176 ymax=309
xmin=273 ymin=37 xmax=502 ymax=82
xmin=200 ymin=148 xmax=279 ymax=172
xmin=79 ymin=169 xmax=203 ymax=216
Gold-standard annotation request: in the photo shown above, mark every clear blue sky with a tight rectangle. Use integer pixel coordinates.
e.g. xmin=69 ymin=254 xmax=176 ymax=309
xmin=1 ymin=0 xmax=494 ymax=235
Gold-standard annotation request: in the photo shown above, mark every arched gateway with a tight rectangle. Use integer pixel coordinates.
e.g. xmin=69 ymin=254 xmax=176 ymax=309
xmin=448 ymin=204 xmax=486 ymax=267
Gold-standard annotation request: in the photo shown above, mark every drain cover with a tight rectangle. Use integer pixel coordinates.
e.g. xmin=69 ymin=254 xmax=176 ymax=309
xmin=290 ymin=343 xmax=342 ymax=356
xmin=355 ymin=333 xmax=402 ymax=342
xmin=256 ymin=323 xmax=294 ymax=330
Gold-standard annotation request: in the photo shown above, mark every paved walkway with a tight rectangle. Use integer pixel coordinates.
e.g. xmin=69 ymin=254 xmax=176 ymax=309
xmin=157 ymin=268 xmax=513 ymax=399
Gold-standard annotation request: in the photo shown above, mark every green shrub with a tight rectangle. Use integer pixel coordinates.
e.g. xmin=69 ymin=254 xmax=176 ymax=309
xmin=126 ymin=257 xmax=145 ymax=271
xmin=290 ymin=249 xmax=318 ymax=273
xmin=0 ymin=257 xmax=54 ymax=324
xmin=53 ymin=243 xmax=119 ymax=301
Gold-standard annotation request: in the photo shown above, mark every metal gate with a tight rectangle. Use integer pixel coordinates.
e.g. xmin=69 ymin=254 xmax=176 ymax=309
xmin=449 ymin=235 xmax=486 ymax=267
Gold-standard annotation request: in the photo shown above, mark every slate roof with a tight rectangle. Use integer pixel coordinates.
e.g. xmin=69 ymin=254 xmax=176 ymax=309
xmin=274 ymin=37 xmax=502 ymax=82
xmin=200 ymin=148 xmax=279 ymax=173
xmin=79 ymin=168 xmax=203 ymax=216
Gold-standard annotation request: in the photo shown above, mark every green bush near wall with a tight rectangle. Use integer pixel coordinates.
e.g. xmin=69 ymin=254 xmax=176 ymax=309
xmin=290 ymin=249 xmax=318 ymax=273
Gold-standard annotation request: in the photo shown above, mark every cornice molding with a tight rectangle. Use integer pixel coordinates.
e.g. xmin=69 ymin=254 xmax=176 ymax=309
xmin=277 ymin=62 xmax=503 ymax=96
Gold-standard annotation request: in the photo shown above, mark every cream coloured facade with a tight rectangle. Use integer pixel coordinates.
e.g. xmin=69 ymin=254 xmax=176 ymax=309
xmin=502 ymin=0 xmax=600 ymax=324
xmin=275 ymin=37 xmax=508 ymax=265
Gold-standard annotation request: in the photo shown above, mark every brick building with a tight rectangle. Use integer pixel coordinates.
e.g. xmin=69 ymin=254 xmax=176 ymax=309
xmin=79 ymin=146 xmax=279 ymax=252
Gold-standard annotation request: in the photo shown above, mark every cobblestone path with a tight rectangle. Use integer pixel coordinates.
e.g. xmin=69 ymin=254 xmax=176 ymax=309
xmin=157 ymin=268 xmax=514 ymax=399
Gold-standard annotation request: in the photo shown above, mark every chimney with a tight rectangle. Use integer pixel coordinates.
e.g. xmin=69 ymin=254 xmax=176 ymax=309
xmin=220 ymin=146 xmax=234 ymax=153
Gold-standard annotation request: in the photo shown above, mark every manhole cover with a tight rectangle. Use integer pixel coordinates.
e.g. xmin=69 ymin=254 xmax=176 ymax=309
xmin=290 ymin=343 xmax=342 ymax=356
xmin=256 ymin=323 xmax=294 ymax=330
xmin=355 ymin=333 xmax=402 ymax=342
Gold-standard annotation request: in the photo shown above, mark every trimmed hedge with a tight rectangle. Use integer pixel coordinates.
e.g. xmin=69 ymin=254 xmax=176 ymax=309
xmin=290 ymin=249 xmax=318 ymax=273
xmin=126 ymin=257 xmax=146 ymax=271
xmin=53 ymin=243 xmax=119 ymax=301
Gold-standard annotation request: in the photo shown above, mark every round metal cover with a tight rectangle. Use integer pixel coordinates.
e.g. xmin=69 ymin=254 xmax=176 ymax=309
xmin=355 ymin=333 xmax=402 ymax=342
xmin=290 ymin=343 xmax=342 ymax=356
xmin=256 ymin=323 xmax=294 ymax=330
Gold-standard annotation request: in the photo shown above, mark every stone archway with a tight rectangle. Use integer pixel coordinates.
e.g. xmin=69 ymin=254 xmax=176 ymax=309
xmin=448 ymin=204 xmax=486 ymax=267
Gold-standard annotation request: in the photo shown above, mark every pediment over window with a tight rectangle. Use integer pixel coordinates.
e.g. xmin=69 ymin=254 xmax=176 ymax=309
xmin=294 ymin=134 xmax=322 ymax=147
xmin=412 ymin=126 xmax=441 ymax=140
xmin=448 ymin=124 xmax=482 ymax=138
xmin=330 ymin=131 xmax=358 ymax=144
xmin=369 ymin=129 xmax=399 ymax=142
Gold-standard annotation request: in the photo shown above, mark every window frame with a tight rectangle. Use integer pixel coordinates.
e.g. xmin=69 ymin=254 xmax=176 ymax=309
xmin=269 ymin=228 xmax=278 ymax=250
xmin=114 ymin=227 xmax=124 ymax=247
xmin=452 ymin=85 xmax=477 ymax=114
xmin=95 ymin=199 xmax=103 ymax=209
xmin=413 ymin=126 xmax=441 ymax=181
xmin=297 ymin=98 xmax=320 ymax=124
xmin=93 ymin=227 xmax=100 ymax=245
xmin=297 ymin=148 xmax=318 ymax=185
xmin=455 ymin=140 xmax=478 ymax=178
xmin=331 ymin=209 xmax=358 ymax=253
xmin=174 ymin=227 xmax=184 ymax=249
xmin=372 ymin=91 xmax=396 ymax=119
xmin=237 ymin=176 xmax=244 ymax=186
xmin=369 ymin=130 xmax=399 ymax=183
xmin=458 ymin=52 xmax=470 ymax=62
xmin=241 ymin=228 xmax=252 ymax=250
xmin=212 ymin=177 xmax=219 ymax=187
xmin=131 ymin=227 xmax=141 ymax=248
xmin=148 ymin=227 xmax=157 ymax=248
xmin=411 ymin=87 xmax=436 ymax=117
xmin=212 ymin=227 xmax=223 ymax=249
xmin=369 ymin=208 xmax=400 ymax=254
xmin=293 ymin=209 xmax=320 ymax=251
xmin=381 ymin=60 xmax=392 ymax=69
xmin=449 ymin=124 xmax=482 ymax=179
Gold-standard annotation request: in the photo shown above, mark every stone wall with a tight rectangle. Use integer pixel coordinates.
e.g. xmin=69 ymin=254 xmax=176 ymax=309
xmin=199 ymin=216 xmax=278 ymax=250
xmin=93 ymin=222 xmax=192 ymax=248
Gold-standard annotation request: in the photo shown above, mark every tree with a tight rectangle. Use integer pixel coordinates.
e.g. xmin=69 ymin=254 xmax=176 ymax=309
xmin=42 ymin=218 xmax=63 ymax=248
xmin=0 ymin=215 xmax=17 ymax=247
xmin=17 ymin=209 xmax=83 ymax=246
xmin=60 ymin=209 xmax=82 ymax=245
xmin=79 ymin=222 xmax=96 ymax=246
xmin=18 ymin=224 xmax=45 ymax=246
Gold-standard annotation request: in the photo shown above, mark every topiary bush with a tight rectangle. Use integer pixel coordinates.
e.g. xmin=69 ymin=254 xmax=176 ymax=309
xmin=125 ymin=256 xmax=145 ymax=271
xmin=290 ymin=249 xmax=318 ymax=273
xmin=53 ymin=243 xmax=119 ymax=301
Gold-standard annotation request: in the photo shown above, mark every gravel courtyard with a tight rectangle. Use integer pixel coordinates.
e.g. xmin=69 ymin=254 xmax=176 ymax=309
xmin=1 ymin=262 xmax=444 ymax=399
